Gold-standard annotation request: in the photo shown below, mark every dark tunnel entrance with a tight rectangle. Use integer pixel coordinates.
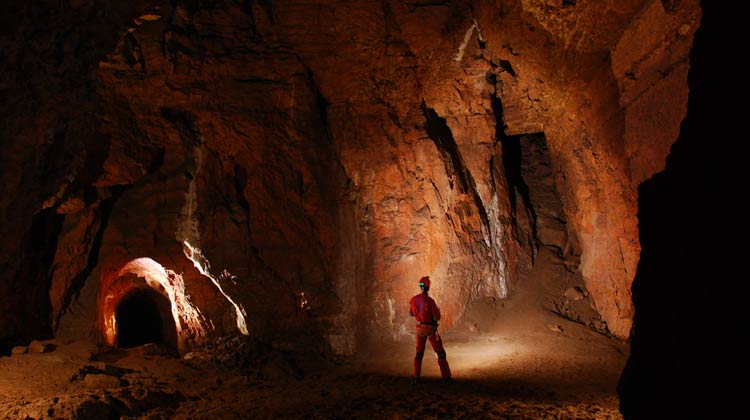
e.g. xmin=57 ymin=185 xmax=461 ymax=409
xmin=501 ymin=132 xmax=578 ymax=263
xmin=115 ymin=288 xmax=177 ymax=350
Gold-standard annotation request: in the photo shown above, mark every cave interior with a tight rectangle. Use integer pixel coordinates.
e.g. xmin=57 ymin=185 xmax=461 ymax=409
xmin=0 ymin=0 xmax=742 ymax=419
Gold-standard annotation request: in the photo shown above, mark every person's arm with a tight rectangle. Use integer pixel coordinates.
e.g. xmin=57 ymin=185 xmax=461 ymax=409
xmin=431 ymin=298 xmax=441 ymax=322
xmin=409 ymin=296 xmax=415 ymax=317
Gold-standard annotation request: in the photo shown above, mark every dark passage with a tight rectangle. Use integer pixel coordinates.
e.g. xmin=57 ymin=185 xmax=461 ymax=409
xmin=116 ymin=288 xmax=177 ymax=349
xmin=501 ymin=134 xmax=535 ymax=231
xmin=516 ymin=133 xmax=569 ymax=254
xmin=501 ymin=133 xmax=576 ymax=262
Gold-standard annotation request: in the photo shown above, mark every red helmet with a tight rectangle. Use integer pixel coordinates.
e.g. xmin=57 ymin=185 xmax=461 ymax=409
xmin=419 ymin=276 xmax=431 ymax=290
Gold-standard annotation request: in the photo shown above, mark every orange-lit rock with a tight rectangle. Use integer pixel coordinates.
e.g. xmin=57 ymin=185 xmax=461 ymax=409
xmin=1 ymin=0 xmax=700 ymax=353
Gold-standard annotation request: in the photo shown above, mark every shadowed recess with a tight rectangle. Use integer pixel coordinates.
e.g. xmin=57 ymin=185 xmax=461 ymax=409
xmin=116 ymin=288 xmax=177 ymax=350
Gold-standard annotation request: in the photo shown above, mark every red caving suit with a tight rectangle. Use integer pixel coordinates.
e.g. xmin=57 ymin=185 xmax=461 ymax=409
xmin=409 ymin=292 xmax=451 ymax=380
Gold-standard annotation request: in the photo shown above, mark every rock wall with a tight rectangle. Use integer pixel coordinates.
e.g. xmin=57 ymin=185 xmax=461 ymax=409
xmin=1 ymin=0 xmax=700 ymax=353
xmin=472 ymin=0 xmax=699 ymax=337
xmin=0 ymin=0 xmax=153 ymax=352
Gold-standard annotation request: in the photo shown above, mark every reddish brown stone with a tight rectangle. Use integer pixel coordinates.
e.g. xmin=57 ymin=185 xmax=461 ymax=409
xmin=1 ymin=0 xmax=701 ymax=352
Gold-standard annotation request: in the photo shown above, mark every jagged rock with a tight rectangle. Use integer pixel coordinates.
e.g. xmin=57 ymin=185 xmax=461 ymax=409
xmin=113 ymin=387 xmax=184 ymax=416
xmin=11 ymin=346 xmax=27 ymax=355
xmin=182 ymin=351 xmax=213 ymax=368
xmin=74 ymin=362 xmax=133 ymax=380
xmin=28 ymin=340 xmax=57 ymax=353
xmin=86 ymin=361 xmax=108 ymax=371
xmin=83 ymin=373 xmax=123 ymax=389
xmin=563 ymin=288 xmax=586 ymax=302
xmin=590 ymin=319 xmax=609 ymax=335
xmin=73 ymin=398 xmax=121 ymax=420
xmin=3 ymin=386 xmax=182 ymax=420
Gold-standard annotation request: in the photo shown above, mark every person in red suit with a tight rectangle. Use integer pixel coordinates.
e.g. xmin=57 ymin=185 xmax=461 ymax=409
xmin=409 ymin=275 xmax=452 ymax=383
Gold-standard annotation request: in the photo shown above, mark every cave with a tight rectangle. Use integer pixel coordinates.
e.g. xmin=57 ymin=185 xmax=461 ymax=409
xmin=0 ymin=0 xmax=742 ymax=419
xmin=115 ymin=288 xmax=177 ymax=350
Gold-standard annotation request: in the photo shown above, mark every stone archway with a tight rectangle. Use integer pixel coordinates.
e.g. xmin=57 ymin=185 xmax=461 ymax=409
xmin=98 ymin=258 xmax=207 ymax=354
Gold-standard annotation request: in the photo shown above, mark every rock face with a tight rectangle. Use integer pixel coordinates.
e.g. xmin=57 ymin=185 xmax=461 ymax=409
xmin=1 ymin=0 xmax=700 ymax=354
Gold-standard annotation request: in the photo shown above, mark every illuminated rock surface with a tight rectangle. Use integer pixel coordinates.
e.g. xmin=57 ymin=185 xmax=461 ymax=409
xmin=0 ymin=0 xmax=698 ymax=353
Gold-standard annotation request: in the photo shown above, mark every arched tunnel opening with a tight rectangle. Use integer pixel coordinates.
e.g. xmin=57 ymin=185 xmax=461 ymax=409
xmin=115 ymin=288 xmax=177 ymax=350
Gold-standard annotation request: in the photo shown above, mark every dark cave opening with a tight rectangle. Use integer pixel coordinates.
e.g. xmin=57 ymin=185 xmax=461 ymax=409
xmin=501 ymin=134 xmax=536 ymax=233
xmin=501 ymin=133 xmax=599 ymax=332
xmin=115 ymin=288 xmax=177 ymax=350
xmin=502 ymin=132 xmax=574 ymax=263
xmin=516 ymin=133 xmax=570 ymax=255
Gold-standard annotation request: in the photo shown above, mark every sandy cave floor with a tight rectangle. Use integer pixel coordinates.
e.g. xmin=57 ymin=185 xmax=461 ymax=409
xmin=0 ymin=249 xmax=629 ymax=419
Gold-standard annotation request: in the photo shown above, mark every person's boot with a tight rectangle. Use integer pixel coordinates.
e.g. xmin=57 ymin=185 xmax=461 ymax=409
xmin=438 ymin=358 xmax=452 ymax=382
xmin=413 ymin=357 xmax=423 ymax=384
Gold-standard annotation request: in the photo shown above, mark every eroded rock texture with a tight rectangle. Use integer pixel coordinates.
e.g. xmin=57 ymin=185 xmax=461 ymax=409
xmin=1 ymin=0 xmax=699 ymax=354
